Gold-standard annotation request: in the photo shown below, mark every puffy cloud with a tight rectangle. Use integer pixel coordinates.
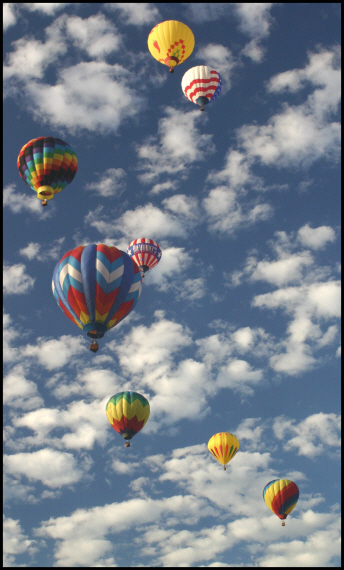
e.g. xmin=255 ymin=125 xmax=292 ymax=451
xmin=3 ymin=3 xmax=17 ymax=31
xmin=273 ymin=413 xmax=341 ymax=458
xmin=250 ymin=251 xmax=314 ymax=287
xmin=85 ymin=201 xmax=198 ymax=240
xmin=137 ymin=107 xmax=215 ymax=183
xmin=297 ymin=224 xmax=336 ymax=250
xmin=216 ymin=359 xmax=263 ymax=395
xmin=4 ymin=448 xmax=85 ymax=488
xmin=143 ymin=246 xmax=192 ymax=288
xmin=3 ymin=263 xmax=35 ymax=295
xmin=3 ymin=364 xmax=44 ymax=410
xmin=232 ymin=3 xmax=274 ymax=39
xmin=241 ymin=39 xmax=266 ymax=63
xmin=3 ymin=184 xmax=44 ymax=215
xmin=105 ymin=3 xmax=160 ymax=26
xmin=24 ymin=61 xmax=143 ymax=133
xmin=19 ymin=237 xmax=65 ymax=261
xmin=3 ymin=515 xmax=37 ymax=567
xmin=203 ymin=185 xmax=272 ymax=235
xmin=22 ymin=3 xmax=70 ymax=15
xmin=85 ymin=167 xmax=126 ymax=198
xmin=21 ymin=335 xmax=87 ymax=370
xmin=65 ymin=13 xmax=121 ymax=58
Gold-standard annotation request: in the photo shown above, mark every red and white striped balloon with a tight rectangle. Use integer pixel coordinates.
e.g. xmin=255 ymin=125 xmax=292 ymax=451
xmin=181 ymin=65 xmax=222 ymax=110
xmin=127 ymin=238 xmax=162 ymax=280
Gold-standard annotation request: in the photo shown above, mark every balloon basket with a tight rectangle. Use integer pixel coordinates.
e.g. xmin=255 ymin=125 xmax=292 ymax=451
xmin=281 ymin=522 xmax=285 ymax=526
xmin=223 ymin=466 xmax=226 ymax=470
xmin=200 ymin=107 xmax=205 ymax=112
xmin=169 ymin=67 xmax=174 ymax=73
xmin=89 ymin=341 xmax=99 ymax=353
xmin=125 ymin=442 xmax=131 ymax=447
xmin=42 ymin=200 xmax=48 ymax=206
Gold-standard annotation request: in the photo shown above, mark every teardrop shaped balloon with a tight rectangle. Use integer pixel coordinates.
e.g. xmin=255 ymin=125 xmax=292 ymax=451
xmin=17 ymin=137 xmax=78 ymax=206
xmin=148 ymin=21 xmax=195 ymax=73
xmin=127 ymin=238 xmax=162 ymax=280
xmin=181 ymin=66 xmax=223 ymax=110
xmin=106 ymin=391 xmax=150 ymax=447
xmin=263 ymin=479 xmax=299 ymax=526
xmin=208 ymin=432 xmax=239 ymax=470
xmin=52 ymin=244 xmax=142 ymax=351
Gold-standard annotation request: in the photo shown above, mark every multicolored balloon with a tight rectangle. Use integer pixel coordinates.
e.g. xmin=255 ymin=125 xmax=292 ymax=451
xmin=17 ymin=137 xmax=78 ymax=206
xmin=181 ymin=66 xmax=223 ymax=111
xmin=208 ymin=432 xmax=239 ymax=470
xmin=106 ymin=391 xmax=150 ymax=447
xmin=148 ymin=20 xmax=195 ymax=73
xmin=127 ymin=238 xmax=162 ymax=280
xmin=52 ymin=244 xmax=142 ymax=352
xmin=263 ymin=479 xmax=299 ymax=526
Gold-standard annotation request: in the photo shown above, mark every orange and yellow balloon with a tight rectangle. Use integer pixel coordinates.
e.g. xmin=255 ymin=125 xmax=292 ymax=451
xmin=263 ymin=479 xmax=299 ymax=526
xmin=208 ymin=432 xmax=239 ymax=470
xmin=148 ymin=20 xmax=195 ymax=73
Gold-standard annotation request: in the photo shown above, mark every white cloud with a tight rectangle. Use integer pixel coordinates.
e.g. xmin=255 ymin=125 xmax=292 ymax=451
xmin=21 ymin=335 xmax=87 ymax=370
xmin=4 ymin=448 xmax=85 ymax=488
xmin=3 ymin=3 xmax=17 ymax=31
xmin=143 ymin=246 xmax=192 ymax=288
xmin=86 ymin=201 xmax=197 ymax=240
xmin=250 ymin=251 xmax=314 ymax=287
xmin=85 ymin=167 xmax=126 ymax=197
xmin=19 ymin=242 xmax=41 ymax=260
xmin=24 ymin=61 xmax=143 ymax=133
xmin=19 ymin=237 xmax=65 ymax=261
xmin=3 ymin=515 xmax=36 ymax=567
xmin=65 ymin=13 xmax=121 ymax=58
xmin=3 ymin=184 xmax=46 ymax=215
xmin=105 ymin=3 xmax=160 ymax=26
xmin=3 ymin=263 xmax=35 ymax=295
xmin=297 ymin=223 xmax=336 ymax=250
xmin=216 ymin=359 xmax=263 ymax=396
xmin=203 ymin=185 xmax=272 ymax=235
xmin=4 ymin=364 xmax=44 ymax=410
xmin=137 ymin=107 xmax=215 ymax=183
xmin=241 ymin=39 xmax=266 ymax=63
xmin=232 ymin=3 xmax=274 ymax=39
xmin=23 ymin=3 xmax=70 ymax=15
xmin=149 ymin=181 xmax=179 ymax=195
xmin=273 ymin=413 xmax=341 ymax=458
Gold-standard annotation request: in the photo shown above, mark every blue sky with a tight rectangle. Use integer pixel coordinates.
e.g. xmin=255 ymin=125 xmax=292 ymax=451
xmin=3 ymin=3 xmax=341 ymax=567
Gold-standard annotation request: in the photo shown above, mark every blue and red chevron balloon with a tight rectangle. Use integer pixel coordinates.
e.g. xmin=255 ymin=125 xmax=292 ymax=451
xmin=263 ymin=479 xmax=299 ymax=526
xmin=52 ymin=244 xmax=142 ymax=349
xmin=127 ymin=238 xmax=162 ymax=280
xmin=181 ymin=65 xmax=223 ymax=110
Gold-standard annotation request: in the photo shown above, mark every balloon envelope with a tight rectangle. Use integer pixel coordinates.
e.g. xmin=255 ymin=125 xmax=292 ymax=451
xmin=181 ymin=66 xmax=223 ymax=108
xmin=127 ymin=238 xmax=162 ymax=279
xmin=208 ymin=432 xmax=239 ymax=468
xmin=17 ymin=137 xmax=78 ymax=202
xmin=148 ymin=20 xmax=195 ymax=71
xmin=52 ymin=244 xmax=142 ymax=340
xmin=263 ymin=479 xmax=299 ymax=521
xmin=106 ymin=391 xmax=150 ymax=441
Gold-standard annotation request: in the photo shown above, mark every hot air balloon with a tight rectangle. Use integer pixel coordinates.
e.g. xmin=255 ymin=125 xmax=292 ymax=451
xmin=148 ymin=20 xmax=195 ymax=73
xmin=208 ymin=432 xmax=239 ymax=470
xmin=263 ymin=479 xmax=299 ymax=526
xmin=127 ymin=238 xmax=162 ymax=281
xmin=181 ymin=66 xmax=223 ymax=111
xmin=17 ymin=137 xmax=78 ymax=206
xmin=106 ymin=391 xmax=150 ymax=447
xmin=52 ymin=244 xmax=142 ymax=352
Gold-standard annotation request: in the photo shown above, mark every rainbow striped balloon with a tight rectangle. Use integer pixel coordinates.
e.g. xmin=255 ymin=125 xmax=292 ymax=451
xmin=52 ymin=244 xmax=142 ymax=342
xmin=263 ymin=479 xmax=299 ymax=525
xmin=106 ymin=391 xmax=150 ymax=445
xmin=208 ymin=432 xmax=239 ymax=470
xmin=181 ymin=66 xmax=223 ymax=110
xmin=17 ymin=137 xmax=78 ymax=203
xmin=127 ymin=238 xmax=162 ymax=280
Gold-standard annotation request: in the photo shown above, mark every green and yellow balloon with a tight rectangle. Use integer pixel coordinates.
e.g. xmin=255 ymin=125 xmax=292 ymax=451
xmin=106 ymin=391 xmax=150 ymax=447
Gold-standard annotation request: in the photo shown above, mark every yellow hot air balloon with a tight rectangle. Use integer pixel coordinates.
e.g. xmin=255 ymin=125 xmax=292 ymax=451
xmin=148 ymin=20 xmax=195 ymax=73
xmin=208 ymin=432 xmax=239 ymax=470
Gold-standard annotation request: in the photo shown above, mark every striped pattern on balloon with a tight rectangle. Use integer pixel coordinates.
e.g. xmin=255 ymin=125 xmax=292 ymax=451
xmin=263 ymin=479 xmax=299 ymax=525
xmin=106 ymin=391 xmax=150 ymax=446
xmin=181 ymin=66 xmax=223 ymax=110
xmin=52 ymin=244 xmax=142 ymax=346
xmin=208 ymin=432 xmax=239 ymax=470
xmin=127 ymin=238 xmax=162 ymax=280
